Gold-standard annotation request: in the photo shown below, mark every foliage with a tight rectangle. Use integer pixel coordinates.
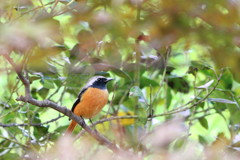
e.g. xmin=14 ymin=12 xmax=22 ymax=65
xmin=0 ymin=0 xmax=240 ymax=159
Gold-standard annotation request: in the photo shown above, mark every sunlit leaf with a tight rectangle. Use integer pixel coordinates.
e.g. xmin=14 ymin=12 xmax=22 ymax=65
xmin=231 ymin=111 xmax=240 ymax=124
xmin=3 ymin=112 xmax=15 ymax=123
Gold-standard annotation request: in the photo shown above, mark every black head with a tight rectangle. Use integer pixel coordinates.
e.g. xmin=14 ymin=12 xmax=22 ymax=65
xmin=87 ymin=76 xmax=113 ymax=89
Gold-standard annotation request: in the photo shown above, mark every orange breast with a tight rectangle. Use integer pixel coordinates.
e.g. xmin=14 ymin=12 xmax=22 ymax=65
xmin=73 ymin=88 xmax=109 ymax=118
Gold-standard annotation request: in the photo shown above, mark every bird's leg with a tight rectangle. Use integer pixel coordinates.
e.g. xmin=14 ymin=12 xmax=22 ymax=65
xmin=89 ymin=118 xmax=97 ymax=131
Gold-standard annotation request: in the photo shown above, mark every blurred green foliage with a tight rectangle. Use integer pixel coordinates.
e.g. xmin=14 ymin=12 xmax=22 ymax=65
xmin=0 ymin=0 xmax=240 ymax=159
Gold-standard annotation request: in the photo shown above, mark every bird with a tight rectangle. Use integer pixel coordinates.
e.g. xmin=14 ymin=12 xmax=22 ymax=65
xmin=65 ymin=76 xmax=113 ymax=134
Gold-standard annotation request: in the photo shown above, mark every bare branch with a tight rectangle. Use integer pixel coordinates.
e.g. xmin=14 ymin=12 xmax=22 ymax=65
xmin=16 ymin=96 xmax=127 ymax=154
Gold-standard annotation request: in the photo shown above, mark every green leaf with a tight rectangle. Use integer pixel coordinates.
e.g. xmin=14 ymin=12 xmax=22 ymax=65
xmin=40 ymin=79 xmax=55 ymax=89
xmin=166 ymin=88 xmax=172 ymax=109
xmin=2 ymin=153 xmax=20 ymax=160
xmin=200 ymin=69 xmax=216 ymax=77
xmin=29 ymin=75 xmax=41 ymax=83
xmin=198 ymin=102 xmax=205 ymax=109
xmin=3 ymin=112 xmax=15 ymax=123
xmin=53 ymin=77 xmax=64 ymax=87
xmin=31 ymin=88 xmax=38 ymax=99
xmin=0 ymin=101 xmax=10 ymax=108
xmin=136 ymin=107 xmax=148 ymax=125
xmin=167 ymin=76 xmax=190 ymax=93
xmin=34 ymin=126 xmax=49 ymax=139
xmin=231 ymin=110 xmax=240 ymax=124
xmin=47 ymin=62 xmax=58 ymax=74
xmin=49 ymin=132 xmax=61 ymax=141
xmin=173 ymin=138 xmax=186 ymax=150
xmin=199 ymin=117 xmax=208 ymax=129
xmin=0 ymin=140 xmax=11 ymax=153
xmin=7 ymin=127 xmax=22 ymax=136
xmin=38 ymin=87 xmax=49 ymax=99
xmin=129 ymin=86 xmax=144 ymax=98
xmin=32 ymin=113 xmax=41 ymax=123
xmin=190 ymin=61 xmax=211 ymax=69
xmin=111 ymin=69 xmax=131 ymax=80
xmin=33 ymin=114 xmax=49 ymax=139
xmin=199 ymin=135 xmax=208 ymax=145
xmin=188 ymin=66 xmax=198 ymax=76
xmin=221 ymin=69 xmax=233 ymax=90
xmin=65 ymin=74 xmax=87 ymax=87
xmin=140 ymin=76 xmax=159 ymax=88
xmin=55 ymin=125 xmax=69 ymax=133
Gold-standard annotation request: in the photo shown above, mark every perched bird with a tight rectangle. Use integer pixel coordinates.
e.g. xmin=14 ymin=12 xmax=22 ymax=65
xmin=65 ymin=76 xmax=113 ymax=134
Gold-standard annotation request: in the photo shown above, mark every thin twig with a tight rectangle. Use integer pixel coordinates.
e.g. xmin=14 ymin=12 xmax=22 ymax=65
xmin=51 ymin=0 xmax=60 ymax=15
xmin=0 ymin=135 xmax=29 ymax=149
xmin=0 ymin=115 xmax=64 ymax=127
xmin=188 ymin=112 xmax=216 ymax=121
xmin=75 ymin=70 xmax=223 ymax=137
xmin=75 ymin=115 xmax=138 ymax=139
xmin=152 ymin=47 xmax=171 ymax=104
xmin=152 ymin=69 xmax=223 ymax=117
xmin=3 ymin=54 xmax=30 ymax=97
xmin=16 ymin=96 xmax=123 ymax=153
xmin=14 ymin=1 xmax=55 ymax=20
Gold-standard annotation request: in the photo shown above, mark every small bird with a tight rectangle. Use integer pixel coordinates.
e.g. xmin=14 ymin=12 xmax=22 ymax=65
xmin=65 ymin=76 xmax=113 ymax=134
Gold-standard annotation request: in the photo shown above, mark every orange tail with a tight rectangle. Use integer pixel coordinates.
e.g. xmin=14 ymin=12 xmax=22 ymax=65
xmin=65 ymin=120 xmax=77 ymax=134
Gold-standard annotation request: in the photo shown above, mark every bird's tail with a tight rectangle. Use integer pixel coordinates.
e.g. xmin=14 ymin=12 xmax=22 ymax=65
xmin=65 ymin=120 xmax=77 ymax=134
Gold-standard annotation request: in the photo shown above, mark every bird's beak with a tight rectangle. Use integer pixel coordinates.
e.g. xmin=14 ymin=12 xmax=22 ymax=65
xmin=105 ymin=78 xmax=114 ymax=83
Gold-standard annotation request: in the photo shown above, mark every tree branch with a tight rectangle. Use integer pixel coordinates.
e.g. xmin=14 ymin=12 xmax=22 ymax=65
xmin=76 ymin=115 xmax=138 ymax=139
xmin=2 ymin=54 xmax=135 ymax=157
xmin=15 ymin=96 xmax=129 ymax=154
xmin=75 ymin=70 xmax=223 ymax=138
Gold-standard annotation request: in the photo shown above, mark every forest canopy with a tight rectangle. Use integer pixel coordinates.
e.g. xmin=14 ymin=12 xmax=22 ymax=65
xmin=0 ymin=0 xmax=240 ymax=159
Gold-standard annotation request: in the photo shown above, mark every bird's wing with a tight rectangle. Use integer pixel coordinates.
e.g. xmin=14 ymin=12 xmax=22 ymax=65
xmin=71 ymin=87 xmax=88 ymax=113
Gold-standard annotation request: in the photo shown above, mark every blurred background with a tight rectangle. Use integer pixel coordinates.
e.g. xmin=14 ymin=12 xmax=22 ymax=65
xmin=0 ymin=0 xmax=240 ymax=159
